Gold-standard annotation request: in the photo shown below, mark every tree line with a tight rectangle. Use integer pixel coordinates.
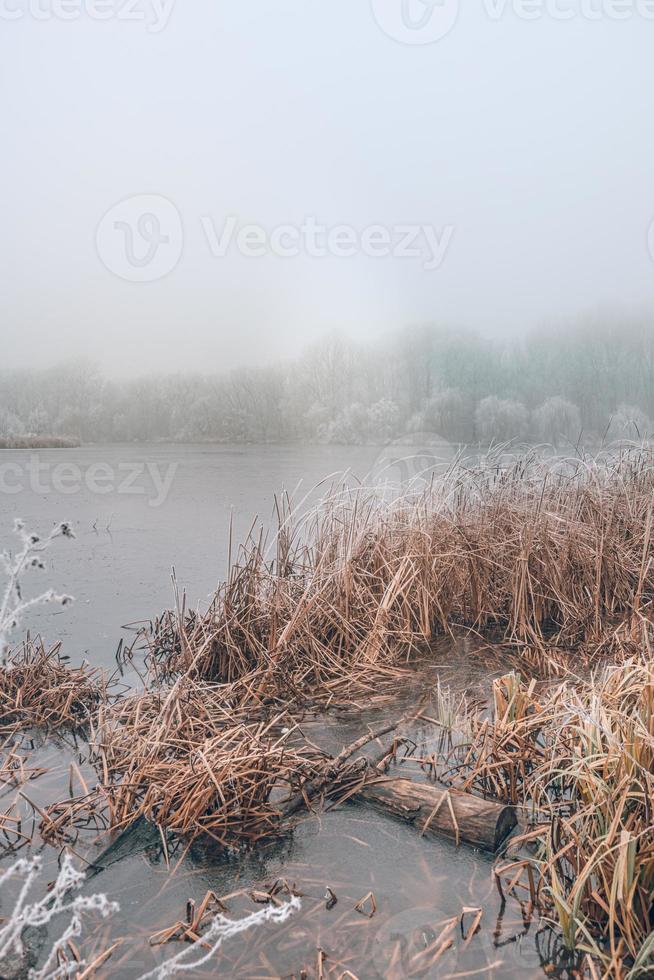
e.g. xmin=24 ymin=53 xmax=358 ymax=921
xmin=1 ymin=318 xmax=653 ymax=446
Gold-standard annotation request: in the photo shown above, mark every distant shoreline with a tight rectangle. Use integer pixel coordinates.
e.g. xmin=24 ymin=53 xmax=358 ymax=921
xmin=0 ymin=436 xmax=628 ymax=452
xmin=0 ymin=436 xmax=81 ymax=450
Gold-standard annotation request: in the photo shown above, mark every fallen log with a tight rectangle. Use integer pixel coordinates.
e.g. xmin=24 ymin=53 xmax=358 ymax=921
xmin=90 ymin=707 xmax=515 ymax=872
xmin=280 ymin=717 xmax=410 ymax=820
xmin=284 ymin=708 xmax=516 ymax=852
xmin=357 ymin=777 xmax=516 ymax=853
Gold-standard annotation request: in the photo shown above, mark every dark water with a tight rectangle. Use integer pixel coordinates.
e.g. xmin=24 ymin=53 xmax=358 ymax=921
xmin=0 ymin=444 xmax=559 ymax=978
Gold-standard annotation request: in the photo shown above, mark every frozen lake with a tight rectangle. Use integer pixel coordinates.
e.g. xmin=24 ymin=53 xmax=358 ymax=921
xmin=0 ymin=444 xmax=394 ymax=665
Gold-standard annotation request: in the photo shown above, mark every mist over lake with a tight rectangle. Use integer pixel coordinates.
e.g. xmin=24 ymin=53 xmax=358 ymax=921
xmin=3 ymin=1 xmax=654 ymax=976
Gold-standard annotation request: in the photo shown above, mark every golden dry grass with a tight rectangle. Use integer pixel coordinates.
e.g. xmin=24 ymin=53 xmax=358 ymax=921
xmin=438 ymin=642 xmax=654 ymax=976
xmin=89 ymin=680 xmax=327 ymax=847
xmin=137 ymin=449 xmax=654 ymax=694
xmin=5 ymin=449 xmax=654 ymax=975
xmin=0 ymin=641 xmax=106 ymax=736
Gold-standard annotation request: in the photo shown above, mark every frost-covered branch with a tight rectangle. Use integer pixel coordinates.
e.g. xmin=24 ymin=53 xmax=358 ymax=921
xmin=136 ymin=897 xmax=301 ymax=979
xmin=0 ymin=520 xmax=75 ymax=666
xmin=0 ymin=853 xmax=300 ymax=980
xmin=0 ymin=854 xmax=118 ymax=980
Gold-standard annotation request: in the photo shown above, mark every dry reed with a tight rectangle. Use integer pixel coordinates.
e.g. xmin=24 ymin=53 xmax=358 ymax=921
xmin=437 ymin=640 xmax=654 ymax=975
xmin=0 ymin=641 xmax=106 ymax=737
xmin=6 ymin=449 xmax=654 ymax=976
xmin=89 ymin=680 xmax=327 ymax=847
xmin=135 ymin=449 xmax=654 ymax=698
xmin=96 ymin=450 xmax=654 ymax=971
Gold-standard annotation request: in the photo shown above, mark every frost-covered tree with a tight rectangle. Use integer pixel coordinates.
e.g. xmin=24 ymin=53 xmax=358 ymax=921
xmin=475 ymin=396 xmax=528 ymax=443
xmin=26 ymin=407 xmax=50 ymax=436
xmin=322 ymin=403 xmax=369 ymax=444
xmin=533 ymin=396 xmax=581 ymax=445
xmin=419 ymin=388 xmax=468 ymax=441
xmin=0 ymin=409 xmax=24 ymax=438
xmin=367 ymin=399 xmax=400 ymax=442
xmin=607 ymin=404 xmax=652 ymax=441
xmin=303 ymin=401 xmax=331 ymax=440
xmin=3 ymin=317 xmax=654 ymax=446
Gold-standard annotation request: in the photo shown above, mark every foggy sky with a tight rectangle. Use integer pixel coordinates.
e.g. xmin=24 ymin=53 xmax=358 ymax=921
xmin=2 ymin=0 xmax=654 ymax=376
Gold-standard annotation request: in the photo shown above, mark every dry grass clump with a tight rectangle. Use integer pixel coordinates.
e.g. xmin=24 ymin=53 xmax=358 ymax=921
xmin=90 ymin=679 xmax=326 ymax=847
xmin=0 ymin=643 xmax=106 ymax=850
xmin=441 ymin=638 xmax=654 ymax=975
xmin=90 ymin=448 xmax=654 ymax=893
xmin=0 ymin=642 xmax=105 ymax=737
xmin=135 ymin=449 xmax=654 ymax=697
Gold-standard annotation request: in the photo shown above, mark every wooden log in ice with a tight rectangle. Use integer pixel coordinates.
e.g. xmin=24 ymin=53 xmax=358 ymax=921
xmin=357 ymin=777 xmax=516 ymax=853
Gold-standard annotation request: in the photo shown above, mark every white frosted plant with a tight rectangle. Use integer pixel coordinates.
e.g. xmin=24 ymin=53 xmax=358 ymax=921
xmin=136 ymin=896 xmax=301 ymax=980
xmin=0 ymin=519 xmax=75 ymax=667
xmin=0 ymin=854 xmax=118 ymax=980
xmin=0 ymin=855 xmax=299 ymax=980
